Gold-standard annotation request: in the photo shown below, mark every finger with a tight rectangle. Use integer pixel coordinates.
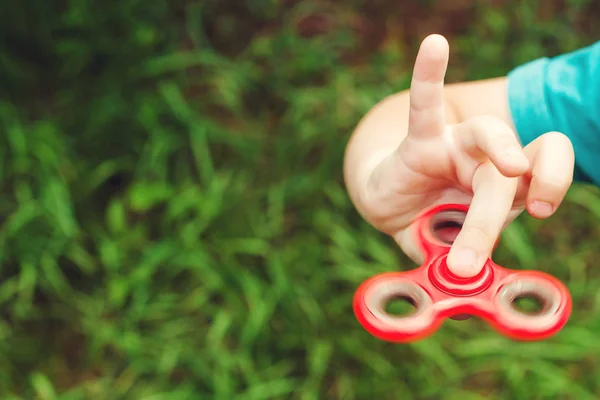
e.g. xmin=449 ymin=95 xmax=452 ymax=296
xmin=523 ymin=132 xmax=575 ymax=219
xmin=446 ymin=162 xmax=518 ymax=277
xmin=452 ymin=115 xmax=530 ymax=177
xmin=407 ymin=34 xmax=449 ymax=140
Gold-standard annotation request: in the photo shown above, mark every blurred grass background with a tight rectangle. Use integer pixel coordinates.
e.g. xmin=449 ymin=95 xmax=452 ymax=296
xmin=1 ymin=0 xmax=600 ymax=399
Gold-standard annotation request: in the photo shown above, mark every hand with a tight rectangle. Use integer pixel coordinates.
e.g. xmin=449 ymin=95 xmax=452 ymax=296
xmin=360 ymin=34 xmax=575 ymax=277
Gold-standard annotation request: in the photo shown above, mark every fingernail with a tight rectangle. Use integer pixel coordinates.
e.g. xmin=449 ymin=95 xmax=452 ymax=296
xmin=448 ymin=248 xmax=479 ymax=277
xmin=529 ymin=201 xmax=554 ymax=217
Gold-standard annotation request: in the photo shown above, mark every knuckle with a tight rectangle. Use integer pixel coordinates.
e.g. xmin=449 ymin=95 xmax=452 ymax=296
xmin=471 ymin=115 xmax=516 ymax=149
xmin=494 ymin=135 xmax=521 ymax=152
xmin=472 ymin=114 xmax=510 ymax=132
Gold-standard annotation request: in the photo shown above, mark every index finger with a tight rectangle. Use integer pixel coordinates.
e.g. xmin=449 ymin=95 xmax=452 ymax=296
xmin=408 ymin=34 xmax=450 ymax=140
xmin=446 ymin=162 xmax=518 ymax=277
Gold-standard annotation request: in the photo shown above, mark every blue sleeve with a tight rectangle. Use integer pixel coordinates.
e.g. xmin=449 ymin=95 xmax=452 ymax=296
xmin=507 ymin=41 xmax=600 ymax=186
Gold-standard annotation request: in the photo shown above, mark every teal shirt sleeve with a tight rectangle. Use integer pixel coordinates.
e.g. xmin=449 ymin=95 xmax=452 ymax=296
xmin=507 ymin=42 xmax=600 ymax=185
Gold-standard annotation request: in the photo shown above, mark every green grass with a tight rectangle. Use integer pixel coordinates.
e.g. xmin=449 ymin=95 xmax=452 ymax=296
xmin=2 ymin=0 xmax=600 ymax=398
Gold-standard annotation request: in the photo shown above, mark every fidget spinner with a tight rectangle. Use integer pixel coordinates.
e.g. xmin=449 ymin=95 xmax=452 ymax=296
xmin=353 ymin=204 xmax=572 ymax=342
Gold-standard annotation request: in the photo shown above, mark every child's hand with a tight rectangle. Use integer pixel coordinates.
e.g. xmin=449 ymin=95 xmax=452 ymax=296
xmin=355 ymin=35 xmax=575 ymax=277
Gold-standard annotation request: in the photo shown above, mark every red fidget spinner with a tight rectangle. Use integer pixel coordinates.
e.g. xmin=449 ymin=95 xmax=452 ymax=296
xmin=353 ymin=203 xmax=572 ymax=342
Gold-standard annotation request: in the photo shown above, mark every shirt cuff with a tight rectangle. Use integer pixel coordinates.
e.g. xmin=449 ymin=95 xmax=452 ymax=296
xmin=507 ymin=58 xmax=552 ymax=147
xmin=507 ymin=57 xmax=590 ymax=183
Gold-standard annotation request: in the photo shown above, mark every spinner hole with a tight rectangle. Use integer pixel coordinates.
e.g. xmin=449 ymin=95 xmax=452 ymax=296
xmin=512 ymin=294 xmax=546 ymax=315
xmin=384 ymin=296 xmax=417 ymax=317
xmin=511 ymin=293 xmax=547 ymax=316
xmin=498 ymin=280 xmax=559 ymax=318
xmin=366 ymin=281 xmax=430 ymax=322
xmin=430 ymin=210 xmax=466 ymax=245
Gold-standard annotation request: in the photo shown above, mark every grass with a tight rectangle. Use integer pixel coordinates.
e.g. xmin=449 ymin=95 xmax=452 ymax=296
xmin=1 ymin=0 xmax=600 ymax=398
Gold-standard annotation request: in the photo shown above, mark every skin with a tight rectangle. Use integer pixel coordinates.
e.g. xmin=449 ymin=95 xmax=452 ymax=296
xmin=343 ymin=34 xmax=575 ymax=278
